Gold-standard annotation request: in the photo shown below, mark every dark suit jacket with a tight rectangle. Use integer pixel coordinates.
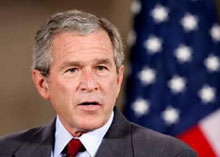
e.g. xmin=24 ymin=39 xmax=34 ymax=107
xmin=0 ymin=108 xmax=197 ymax=157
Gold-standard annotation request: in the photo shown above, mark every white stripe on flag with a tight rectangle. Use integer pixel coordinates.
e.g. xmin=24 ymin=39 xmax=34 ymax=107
xmin=199 ymin=108 xmax=220 ymax=156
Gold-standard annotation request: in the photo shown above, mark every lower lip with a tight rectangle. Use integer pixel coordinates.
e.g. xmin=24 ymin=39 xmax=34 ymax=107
xmin=78 ymin=104 xmax=101 ymax=111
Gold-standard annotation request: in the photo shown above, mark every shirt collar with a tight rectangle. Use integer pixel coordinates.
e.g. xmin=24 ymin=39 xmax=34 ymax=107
xmin=53 ymin=116 xmax=73 ymax=157
xmin=79 ymin=112 xmax=114 ymax=156
xmin=53 ymin=111 xmax=114 ymax=157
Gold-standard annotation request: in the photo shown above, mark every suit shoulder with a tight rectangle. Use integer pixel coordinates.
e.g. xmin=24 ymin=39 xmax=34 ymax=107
xmin=130 ymin=123 xmax=197 ymax=157
xmin=0 ymin=126 xmax=44 ymax=154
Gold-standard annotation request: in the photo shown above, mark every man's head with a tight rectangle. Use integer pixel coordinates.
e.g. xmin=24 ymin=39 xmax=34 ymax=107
xmin=32 ymin=10 xmax=124 ymax=136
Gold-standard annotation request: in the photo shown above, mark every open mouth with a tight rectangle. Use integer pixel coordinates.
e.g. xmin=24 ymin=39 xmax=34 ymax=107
xmin=79 ymin=101 xmax=100 ymax=106
xmin=78 ymin=101 xmax=101 ymax=111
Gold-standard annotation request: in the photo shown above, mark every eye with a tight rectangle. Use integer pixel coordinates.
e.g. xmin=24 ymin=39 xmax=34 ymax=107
xmin=65 ymin=67 xmax=78 ymax=73
xmin=96 ymin=65 xmax=107 ymax=71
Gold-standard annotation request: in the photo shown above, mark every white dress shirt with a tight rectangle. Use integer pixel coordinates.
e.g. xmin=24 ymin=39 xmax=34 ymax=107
xmin=51 ymin=111 xmax=114 ymax=157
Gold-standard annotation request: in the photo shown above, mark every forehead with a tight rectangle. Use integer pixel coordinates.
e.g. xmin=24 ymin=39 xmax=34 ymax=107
xmin=50 ymin=30 xmax=115 ymax=65
xmin=52 ymin=30 xmax=113 ymax=52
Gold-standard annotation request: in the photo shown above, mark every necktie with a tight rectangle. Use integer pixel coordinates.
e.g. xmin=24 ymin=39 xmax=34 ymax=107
xmin=67 ymin=139 xmax=83 ymax=157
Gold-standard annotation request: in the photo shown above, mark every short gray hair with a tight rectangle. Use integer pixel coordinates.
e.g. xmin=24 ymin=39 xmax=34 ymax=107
xmin=32 ymin=10 xmax=124 ymax=76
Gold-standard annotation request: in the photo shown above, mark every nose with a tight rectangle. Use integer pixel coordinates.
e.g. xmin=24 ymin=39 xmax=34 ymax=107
xmin=78 ymin=69 xmax=98 ymax=92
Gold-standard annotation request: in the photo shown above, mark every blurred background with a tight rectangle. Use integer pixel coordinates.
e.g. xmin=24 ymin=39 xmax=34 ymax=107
xmin=1 ymin=0 xmax=220 ymax=156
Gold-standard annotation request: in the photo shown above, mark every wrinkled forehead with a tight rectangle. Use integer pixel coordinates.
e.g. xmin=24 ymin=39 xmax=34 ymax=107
xmin=50 ymin=30 xmax=114 ymax=62
xmin=51 ymin=29 xmax=113 ymax=50
xmin=51 ymin=28 xmax=113 ymax=49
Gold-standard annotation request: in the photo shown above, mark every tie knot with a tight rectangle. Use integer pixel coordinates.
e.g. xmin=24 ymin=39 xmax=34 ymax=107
xmin=67 ymin=139 xmax=84 ymax=157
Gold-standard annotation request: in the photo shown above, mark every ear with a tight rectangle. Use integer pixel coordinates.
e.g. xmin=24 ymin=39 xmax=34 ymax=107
xmin=32 ymin=69 xmax=50 ymax=100
xmin=116 ymin=65 xmax=124 ymax=96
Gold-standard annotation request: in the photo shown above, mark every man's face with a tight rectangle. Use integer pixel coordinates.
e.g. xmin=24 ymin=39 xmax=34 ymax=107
xmin=33 ymin=30 xmax=124 ymax=136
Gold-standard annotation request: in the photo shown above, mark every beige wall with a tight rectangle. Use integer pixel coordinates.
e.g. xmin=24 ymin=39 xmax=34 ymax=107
xmin=0 ymin=0 xmax=131 ymax=135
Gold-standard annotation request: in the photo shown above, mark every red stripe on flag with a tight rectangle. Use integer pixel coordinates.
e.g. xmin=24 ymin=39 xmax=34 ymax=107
xmin=177 ymin=125 xmax=217 ymax=157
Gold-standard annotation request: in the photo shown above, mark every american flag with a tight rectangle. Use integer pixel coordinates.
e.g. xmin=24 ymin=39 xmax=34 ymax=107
xmin=123 ymin=0 xmax=220 ymax=156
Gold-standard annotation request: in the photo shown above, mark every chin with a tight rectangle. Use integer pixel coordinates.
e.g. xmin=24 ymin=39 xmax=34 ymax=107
xmin=79 ymin=119 xmax=106 ymax=132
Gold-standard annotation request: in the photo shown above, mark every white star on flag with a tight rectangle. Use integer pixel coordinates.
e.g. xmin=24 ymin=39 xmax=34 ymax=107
xmin=144 ymin=36 xmax=162 ymax=54
xmin=132 ymin=98 xmax=150 ymax=117
xmin=174 ymin=45 xmax=192 ymax=63
xmin=131 ymin=0 xmax=142 ymax=15
xmin=198 ymin=85 xmax=216 ymax=104
xmin=210 ymin=24 xmax=220 ymax=42
xmin=168 ymin=75 xmax=186 ymax=94
xmin=151 ymin=4 xmax=169 ymax=23
xmin=162 ymin=106 xmax=180 ymax=125
xmin=205 ymin=55 xmax=220 ymax=72
xmin=181 ymin=13 xmax=198 ymax=32
xmin=138 ymin=67 xmax=156 ymax=85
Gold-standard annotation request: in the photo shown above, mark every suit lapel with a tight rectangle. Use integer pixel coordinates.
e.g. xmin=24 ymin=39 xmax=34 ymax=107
xmin=96 ymin=108 xmax=133 ymax=157
xmin=14 ymin=119 xmax=55 ymax=157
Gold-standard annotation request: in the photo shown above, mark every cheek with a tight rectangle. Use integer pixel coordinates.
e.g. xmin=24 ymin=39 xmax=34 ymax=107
xmin=49 ymin=81 xmax=76 ymax=118
xmin=49 ymin=79 xmax=75 ymax=105
xmin=103 ymin=77 xmax=120 ymax=99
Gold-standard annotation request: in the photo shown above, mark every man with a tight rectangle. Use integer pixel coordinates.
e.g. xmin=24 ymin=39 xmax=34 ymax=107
xmin=0 ymin=10 xmax=197 ymax=157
